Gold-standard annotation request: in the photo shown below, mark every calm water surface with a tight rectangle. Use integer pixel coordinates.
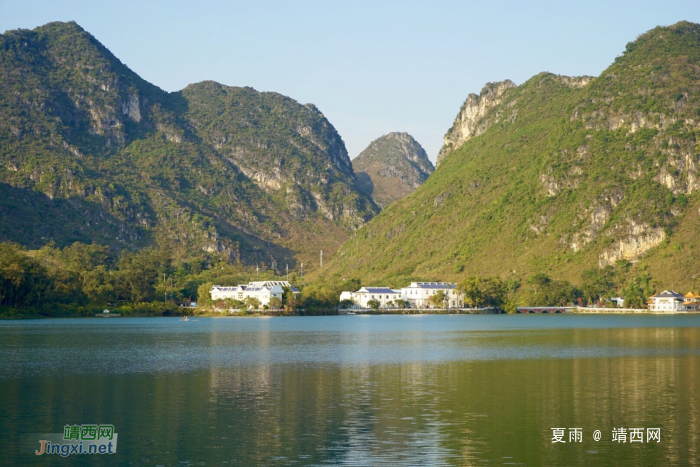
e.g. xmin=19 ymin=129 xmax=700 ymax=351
xmin=1 ymin=314 xmax=699 ymax=466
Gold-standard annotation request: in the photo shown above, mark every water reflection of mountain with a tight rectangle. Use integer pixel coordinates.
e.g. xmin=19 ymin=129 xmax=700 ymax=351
xmin=2 ymin=319 xmax=700 ymax=464
xmin=199 ymin=326 xmax=700 ymax=465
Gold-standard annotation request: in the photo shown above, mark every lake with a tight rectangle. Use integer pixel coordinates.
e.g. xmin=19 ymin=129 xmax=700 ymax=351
xmin=1 ymin=314 xmax=699 ymax=465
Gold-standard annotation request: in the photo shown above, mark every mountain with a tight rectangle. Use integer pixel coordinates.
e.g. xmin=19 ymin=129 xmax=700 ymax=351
xmin=352 ymin=132 xmax=434 ymax=208
xmin=436 ymin=80 xmax=518 ymax=166
xmin=326 ymin=21 xmax=700 ymax=291
xmin=0 ymin=21 xmax=378 ymax=267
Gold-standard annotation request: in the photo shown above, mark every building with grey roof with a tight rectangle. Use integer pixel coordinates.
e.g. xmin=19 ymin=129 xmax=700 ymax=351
xmin=210 ymin=281 xmax=299 ymax=309
xmin=339 ymin=282 xmax=464 ymax=309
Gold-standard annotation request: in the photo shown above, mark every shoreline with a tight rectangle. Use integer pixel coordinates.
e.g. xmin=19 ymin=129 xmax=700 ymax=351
xmin=4 ymin=309 xmax=700 ymax=319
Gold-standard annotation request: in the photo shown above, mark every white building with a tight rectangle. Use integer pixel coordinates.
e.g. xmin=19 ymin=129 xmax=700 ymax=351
xmin=339 ymin=287 xmax=402 ymax=309
xmin=647 ymin=290 xmax=685 ymax=311
xmin=682 ymin=292 xmax=700 ymax=311
xmin=339 ymin=281 xmax=464 ymax=309
xmin=609 ymin=297 xmax=625 ymax=308
xmin=210 ymin=281 xmax=299 ymax=308
xmin=401 ymin=282 xmax=463 ymax=308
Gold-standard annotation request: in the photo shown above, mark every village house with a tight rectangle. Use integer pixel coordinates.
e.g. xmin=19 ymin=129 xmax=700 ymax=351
xmin=339 ymin=282 xmax=464 ymax=309
xmin=210 ymin=281 xmax=299 ymax=307
xmin=339 ymin=287 xmax=402 ymax=309
xmin=400 ymin=282 xmax=463 ymax=308
xmin=682 ymin=292 xmax=700 ymax=311
xmin=647 ymin=290 xmax=687 ymax=312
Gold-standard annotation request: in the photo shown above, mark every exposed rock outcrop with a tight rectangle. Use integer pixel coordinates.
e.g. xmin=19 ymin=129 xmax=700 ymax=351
xmin=352 ymin=132 xmax=434 ymax=208
xmin=598 ymin=220 xmax=666 ymax=267
xmin=322 ymin=21 xmax=700 ymax=286
xmin=0 ymin=21 xmax=378 ymax=264
xmin=437 ymin=80 xmax=516 ymax=165
xmin=555 ymin=75 xmax=594 ymax=88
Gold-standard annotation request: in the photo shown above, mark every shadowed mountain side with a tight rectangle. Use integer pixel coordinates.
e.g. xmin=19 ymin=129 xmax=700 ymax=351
xmin=0 ymin=183 xmax=150 ymax=249
xmin=352 ymin=133 xmax=434 ymax=208
xmin=0 ymin=21 xmax=378 ymax=267
xmin=354 ymin=172 xmax=375 ymax=198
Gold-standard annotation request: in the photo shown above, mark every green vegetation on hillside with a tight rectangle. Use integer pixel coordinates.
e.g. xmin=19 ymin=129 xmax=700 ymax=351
xmin=0 ymin=21 xmax=377 ymax=269
xmin=0 ymin=241 xmax=361 ymax=317
xmin=326 ymin=21 xmax=700 ymax=295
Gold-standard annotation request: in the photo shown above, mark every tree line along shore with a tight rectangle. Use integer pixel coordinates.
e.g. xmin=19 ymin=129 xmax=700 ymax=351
xmin=0 ymin=241 xmax=670 ymax=318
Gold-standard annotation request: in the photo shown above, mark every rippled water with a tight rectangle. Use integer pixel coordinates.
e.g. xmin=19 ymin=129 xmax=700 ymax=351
xmin=1 ymin=314 xmax=699 ymax=465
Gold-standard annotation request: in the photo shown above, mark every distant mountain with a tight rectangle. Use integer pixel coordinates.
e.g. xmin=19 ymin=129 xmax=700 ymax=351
xmin=327 ymin=21 xmax=700 ymax=290
xmin=0 ymin=21 xmax=378 ymax=267
xmin=352 ymin=132 xmax=434 ymax=208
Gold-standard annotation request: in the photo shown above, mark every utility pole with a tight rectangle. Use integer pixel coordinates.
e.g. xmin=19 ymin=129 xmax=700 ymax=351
xmin=256 ymin=265 xmax=259 ymax=277
xmin=301 ymin=263 xmax=304 ymax=277
xmin=286 ymin=264 xmax=289 ymax=281
xmin=320 ymin=250 xmax=323 ymax=268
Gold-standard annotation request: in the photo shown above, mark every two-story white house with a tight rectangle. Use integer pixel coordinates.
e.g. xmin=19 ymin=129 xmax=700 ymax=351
xmin=339 ymin=287 xmax=402 ymax=309
xmin=340 ymin=282 xmax=464 ymax=309
xmin=647 ymin=290 xmax=685 ymax=312
xmin=210 ymin=281 xmax=299 ymax=308
xmin=400 ymin=282 xmax=463 ymax=308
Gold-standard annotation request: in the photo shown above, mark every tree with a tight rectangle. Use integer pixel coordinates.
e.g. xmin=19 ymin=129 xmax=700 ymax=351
xmin=623 ymin=280 xmax=645 ymax=308
xmin=527 ymin=273 xmax=551 ymax=293
xmin=245 ymin=296 xmax=261 ymax=310
xmin=117 ymin=248 xmax=172 ymax=303
xmin=623 ymin=272 xmax=656 ymax=308
xmin=230 ymin=299 xmax=245 ymax=309
xmin=81 ymin=265 xmax=114 ymax=304
xmin=458 ymin=277 xmax=507 ymax=308
xmin=0 ymin=243 xmax=51 ymax=308
xmin=300 ymin=282 xmax=338 ymax=314
xmin=282 ymin=286 xmax=298 ymax=313
xmin=197 ymin=282 xmax=214 ymax=306
xmin=339 ymin=299 xmax=354 ymax=309
xmin=581 ymin=267 xmax=615 ymax=305
xmin=524 ymin=274 xmax=581 ymax=306
xmin=367 ymin=299 xmax=380 ymax=311
xmin=394 ymin=298 xmax=408 ymax=308
xmin=429 ymin=290 xmax=448 ymax=308
xmin=269 ymin=296 xmax=282 ymax=310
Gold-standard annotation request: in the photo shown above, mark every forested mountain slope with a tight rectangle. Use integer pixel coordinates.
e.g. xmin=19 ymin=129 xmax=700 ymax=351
xmin=352 ymin=132 xmax=434 ymax=208
xmin=326 ymin=21 xmax=700 ymax=291
xmin=0 ymin=21 xmax=377 ymax=268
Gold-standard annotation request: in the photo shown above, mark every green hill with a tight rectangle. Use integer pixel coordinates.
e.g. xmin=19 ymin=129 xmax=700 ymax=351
xmin=352 ymin=132 xmax=434 ymax=208
xmin=0 ymin=21 xmax=377 ymax=268
xmin=325 ymin=21 xmax=700 ymax=293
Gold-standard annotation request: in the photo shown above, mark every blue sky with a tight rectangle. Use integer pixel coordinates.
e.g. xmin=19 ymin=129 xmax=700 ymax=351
xmin=1 ymin=1 xmax=699 ymax=162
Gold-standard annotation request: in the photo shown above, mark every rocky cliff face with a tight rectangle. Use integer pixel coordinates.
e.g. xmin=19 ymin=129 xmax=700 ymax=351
xmin=436 ymin=80 xmax=516 ymax=166
xmin=0 ymin=21 xmax=378 ymax=266
xmin=352 ymin=132 xmax=434 ymax=208
xmin=180 ymin=82 xmax=374 ymax=229
xmin=326 ymin=21 xmax=700 ymax=291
